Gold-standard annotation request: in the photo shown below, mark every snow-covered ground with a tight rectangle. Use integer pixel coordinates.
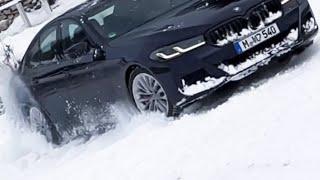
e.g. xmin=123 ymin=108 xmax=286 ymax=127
xmin=0 ymin=0 xmax=320 ymax=179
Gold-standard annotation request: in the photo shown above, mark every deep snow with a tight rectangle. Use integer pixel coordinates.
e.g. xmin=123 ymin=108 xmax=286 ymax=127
xmin=0 ymin=0 xmax=320 ymax=180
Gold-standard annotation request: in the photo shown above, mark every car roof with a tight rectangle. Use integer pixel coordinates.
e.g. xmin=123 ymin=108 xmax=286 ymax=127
xmin=54 ymin=0 xmax=107 ymax=21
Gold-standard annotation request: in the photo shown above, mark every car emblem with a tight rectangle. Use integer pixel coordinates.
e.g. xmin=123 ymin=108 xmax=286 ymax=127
xmin=233 ymin=7 xmax=241 ymax=13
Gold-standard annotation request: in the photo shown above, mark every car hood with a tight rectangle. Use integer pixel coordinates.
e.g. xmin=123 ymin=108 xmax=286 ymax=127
xmin=109 ymin=0 xmax=265 ymax=47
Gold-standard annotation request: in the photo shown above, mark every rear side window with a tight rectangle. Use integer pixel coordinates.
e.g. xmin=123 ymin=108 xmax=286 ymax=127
xmin=27 ymin=26 xmax=59 ymax=68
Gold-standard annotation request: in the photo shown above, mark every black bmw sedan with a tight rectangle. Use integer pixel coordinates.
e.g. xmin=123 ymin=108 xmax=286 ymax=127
xmin=12 ymin=0 xmax=318 ymax=143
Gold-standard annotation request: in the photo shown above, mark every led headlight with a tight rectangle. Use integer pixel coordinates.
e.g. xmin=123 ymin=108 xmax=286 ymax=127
xmin=281 ymin=0 xmax=294 ymax=5
xmin=151 ymin=36 xmax=206 ymax=61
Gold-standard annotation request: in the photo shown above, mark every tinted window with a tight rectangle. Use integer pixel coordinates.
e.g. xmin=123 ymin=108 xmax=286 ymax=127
xmin=61 ymin=20 xmax=87 ymax=51
xmin=87 ymin=0 xmax=191 ymax=40
xmin=28 ymin=26 xmax=59 ymax=68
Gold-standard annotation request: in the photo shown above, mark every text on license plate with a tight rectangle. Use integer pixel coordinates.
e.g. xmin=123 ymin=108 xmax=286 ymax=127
xmin=234 ymin=23 xmax=280 ymax=54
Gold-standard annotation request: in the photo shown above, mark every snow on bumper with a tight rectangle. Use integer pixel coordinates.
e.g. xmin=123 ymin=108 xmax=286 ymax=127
xmin=218 ymin=28 xmax=299 ymax=78
xmin=179 ymin=21 xmax=317 ymax=98
xmin=179 ymin=77 xmax=226 ymax=97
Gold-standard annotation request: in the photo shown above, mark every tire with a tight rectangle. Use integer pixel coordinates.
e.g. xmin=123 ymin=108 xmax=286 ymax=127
xmin=128 ymin=68 xmax=174 ymax=116
xmin=25 ymin=106 xmax=61 ymax=144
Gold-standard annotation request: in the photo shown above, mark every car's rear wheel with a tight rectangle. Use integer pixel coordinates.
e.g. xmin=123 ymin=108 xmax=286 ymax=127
xmin=129 ymin=68 xmax=173 ymax=116
xmin=28 ymin=106 xmax=59 ymax=143
xmin=0 ymin=97 xmax=5 ymax=116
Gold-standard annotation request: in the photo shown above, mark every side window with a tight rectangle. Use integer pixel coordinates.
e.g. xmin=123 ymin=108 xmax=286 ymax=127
xmin=28 ymin=26 xmax=59 ymax=69
xmin=61 ymin=20 xmax=87 ymax=51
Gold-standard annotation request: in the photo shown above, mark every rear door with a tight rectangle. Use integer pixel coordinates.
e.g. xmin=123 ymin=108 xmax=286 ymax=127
xmin=20 ymin=24 xmax=71 ymax=132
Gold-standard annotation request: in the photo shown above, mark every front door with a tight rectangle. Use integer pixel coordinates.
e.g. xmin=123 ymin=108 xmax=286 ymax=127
xmin=59 ymin=19 xmax=122 ymax=134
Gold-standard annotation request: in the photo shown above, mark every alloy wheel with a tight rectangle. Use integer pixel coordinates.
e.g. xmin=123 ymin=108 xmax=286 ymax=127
xmin=132 ymin=73 xmax=169 ymax=114
xmin=29 ymin=107 xmax=49 ymax=133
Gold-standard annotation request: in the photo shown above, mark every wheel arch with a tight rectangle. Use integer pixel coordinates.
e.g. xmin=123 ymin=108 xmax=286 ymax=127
xmin=124 ymin=63 xmax=154 ymax=90
xmin=24 ymin=104 xmax=62 ymax=144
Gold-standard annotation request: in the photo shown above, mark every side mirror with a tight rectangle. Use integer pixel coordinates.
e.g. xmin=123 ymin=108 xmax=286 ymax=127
xmin=93 ymin=48 xmax=105 ymax=61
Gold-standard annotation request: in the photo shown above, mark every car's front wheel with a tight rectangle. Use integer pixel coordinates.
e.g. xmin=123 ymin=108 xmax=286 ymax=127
xmin=129 ymin=68 xmax=173 ymax=116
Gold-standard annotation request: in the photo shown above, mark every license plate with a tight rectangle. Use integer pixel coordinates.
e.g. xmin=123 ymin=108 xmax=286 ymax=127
xmin=234 ymin=23 xmax=280 ymax=54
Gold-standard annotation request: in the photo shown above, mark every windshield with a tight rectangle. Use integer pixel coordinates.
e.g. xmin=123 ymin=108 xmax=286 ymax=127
xmin=87 ymin=0 xmax=191 ymax=40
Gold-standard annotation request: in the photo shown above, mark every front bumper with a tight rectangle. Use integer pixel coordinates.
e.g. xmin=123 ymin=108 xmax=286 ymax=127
xmin=152 ymin=0 xmax=318 ymax=110
xmin=180 ymin=24 xmax=316 ymax=106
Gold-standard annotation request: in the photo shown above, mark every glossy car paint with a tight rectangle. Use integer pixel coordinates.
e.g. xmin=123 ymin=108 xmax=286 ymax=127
xmin=12 ymin=0 xmax=318 ymax=142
